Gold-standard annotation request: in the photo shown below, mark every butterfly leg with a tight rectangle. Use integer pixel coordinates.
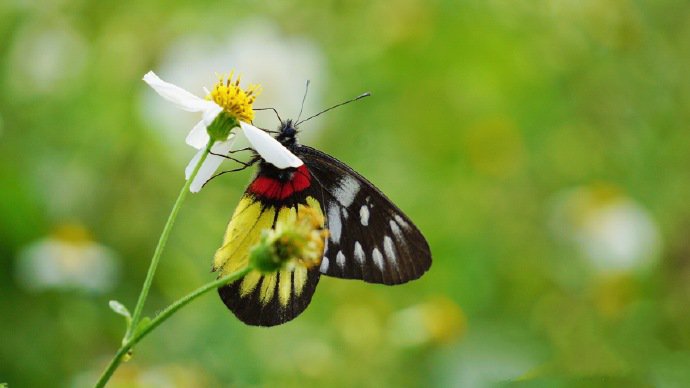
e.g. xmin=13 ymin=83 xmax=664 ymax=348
xmin=228 ymin=147 xmax=253 ymax=154
xmin=208 ymin=149 xmax=256 ymax=167
xmin=202 ymin=158 xmax=259 ymax=188
xmin=209 ymin=153 xmax=252 ymax=167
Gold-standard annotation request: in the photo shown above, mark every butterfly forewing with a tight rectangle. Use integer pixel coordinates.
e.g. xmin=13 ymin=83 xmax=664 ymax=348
xmin=297 ymin=146 xmax=432 ymax=285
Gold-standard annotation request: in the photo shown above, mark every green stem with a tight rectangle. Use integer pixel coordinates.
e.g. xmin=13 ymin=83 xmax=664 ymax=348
xmin=125 ymin=139 xmax=214 ymax=341
xmin=95 ymin=266 xmax=252 ymax=387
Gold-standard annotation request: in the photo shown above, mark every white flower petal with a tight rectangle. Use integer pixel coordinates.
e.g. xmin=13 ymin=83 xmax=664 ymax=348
xmin=143 ymin=71 xmax=217 ymax=113
xmin=240 ymin=121 xmax=303 ymax=169
xmin=186 ymin=120 xmax=210 ymax=149
xmin=186 ymin=137 xmax=236 ymax=193
xmin=185 ymin=148 xmax=205 ymax=181
xmin=202 ymin=103 xmax=223 ymax=125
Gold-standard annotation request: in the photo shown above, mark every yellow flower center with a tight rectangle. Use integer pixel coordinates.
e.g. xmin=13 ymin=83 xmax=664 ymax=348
xmin=53 ymin=223 xmax=93 ymax=245
xmin=208 ymin=72 xmax=261 ymax=123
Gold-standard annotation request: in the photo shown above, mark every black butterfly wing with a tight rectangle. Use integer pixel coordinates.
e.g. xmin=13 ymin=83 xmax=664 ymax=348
xmin=297 ymin=145 xmax=432 ymax=285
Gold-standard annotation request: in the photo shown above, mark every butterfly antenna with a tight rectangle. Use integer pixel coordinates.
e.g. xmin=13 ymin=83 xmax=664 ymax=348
xmin=296 ymin=80 xmax=311 ymax=123
xmin=254 ymin=107 xmax=283 ymax=123
xmin=296 ymin=92 xmax=371 ymax=126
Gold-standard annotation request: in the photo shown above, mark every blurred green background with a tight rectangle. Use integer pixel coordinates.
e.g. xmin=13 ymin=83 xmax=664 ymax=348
xmin=2 ymin=0 xmax=690 ymax=386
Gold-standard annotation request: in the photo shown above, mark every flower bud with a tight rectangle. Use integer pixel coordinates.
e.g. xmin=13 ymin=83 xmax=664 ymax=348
xmin=250 ymin=206 xmax=328 ymax=273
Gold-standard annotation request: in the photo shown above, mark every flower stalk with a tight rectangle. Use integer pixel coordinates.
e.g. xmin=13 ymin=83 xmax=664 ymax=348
xmin=95 ymin=266 xmax=252 ymax=387
xmin=124 ymin=138 xmax=214 ymax=342
xmin=96 ymin=138 xmax=223 ymax=387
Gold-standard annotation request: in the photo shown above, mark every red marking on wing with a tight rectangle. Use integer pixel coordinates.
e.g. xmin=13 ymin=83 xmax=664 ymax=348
xmin=249 ymin=165 xmax=311 ymax=200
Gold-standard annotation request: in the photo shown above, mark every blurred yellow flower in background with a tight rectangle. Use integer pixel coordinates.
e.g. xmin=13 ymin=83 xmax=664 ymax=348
xmin=389 ymin=297 xmax=466 ymax=347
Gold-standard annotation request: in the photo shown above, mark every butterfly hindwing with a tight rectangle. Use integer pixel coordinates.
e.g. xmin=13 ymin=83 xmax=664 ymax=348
xmin=213 ymin=178 xmax=325 ymax=327
xmin=297 ymin=145 xmax=432 ymax=285
xmin=217 ymin=261 xmax=321 ymax=327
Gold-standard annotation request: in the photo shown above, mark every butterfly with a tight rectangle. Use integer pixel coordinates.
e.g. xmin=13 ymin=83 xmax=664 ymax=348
xmin=211 ymin=95 xmax=432 ymax=326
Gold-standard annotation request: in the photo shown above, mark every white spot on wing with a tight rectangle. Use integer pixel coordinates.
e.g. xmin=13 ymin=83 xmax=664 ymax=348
xmin=383 ymin=236 xmax=397 ymax=265
xmin=372 ymin=248 xmax=384 ymax=270
xmin=390 ymin=220 xmax=404 ymax=240
xmin=320 ymin=256 xmax=330 ymax=272
xmin=354 ymin=242 xmax=365 ymax=264
xmin=359 ymin=205 xmax=370 ymax=226
xmin=336 ymin=251 xmax=346 ymax=268
xmin=328 ymin=203 xmax=342 ymax=242
xmin=333 ymin=175 xmax=360 ymax=207
xmin=393 ymin=214 xmax=410 ymax=229
xmin=342 ymin=208 xmax=349 ymax=220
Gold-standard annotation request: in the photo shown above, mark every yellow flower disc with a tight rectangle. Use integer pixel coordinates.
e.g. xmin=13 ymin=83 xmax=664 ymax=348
xmin=208 ymin=71 xmax=261 ymax=123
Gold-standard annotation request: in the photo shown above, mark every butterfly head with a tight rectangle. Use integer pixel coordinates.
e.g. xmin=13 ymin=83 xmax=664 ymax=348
xmin=267 ymin=90 xmax=371 ymax=152
xmin=275 ymin=119 xmax=300 ymax=150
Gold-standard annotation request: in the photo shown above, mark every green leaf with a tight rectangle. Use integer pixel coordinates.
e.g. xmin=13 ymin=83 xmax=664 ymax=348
xmin=135 ymin=316 xmax=152 ymax=335
xmin=109 ymin=300 xmax=131 ymax=321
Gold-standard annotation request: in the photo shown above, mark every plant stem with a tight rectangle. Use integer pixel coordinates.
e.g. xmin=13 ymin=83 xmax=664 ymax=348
xmin=95 ymin=266 xmax=252 ymax=387
xmin=125 ymin=139 xmax=214 ymax=341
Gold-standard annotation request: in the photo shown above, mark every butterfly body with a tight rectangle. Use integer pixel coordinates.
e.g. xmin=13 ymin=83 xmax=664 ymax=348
xmin=214 ymin=119 xmax=431 ymax=326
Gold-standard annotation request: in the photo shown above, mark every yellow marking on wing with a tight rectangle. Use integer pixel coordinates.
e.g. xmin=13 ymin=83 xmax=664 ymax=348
xmin=240 ymin=270 xmax=262 ymax=297
xmin=222 ymin=196 xmax=255 ymax=241
xmin=214 ymin=196 xmax=275 ymax=274
xmin=276 ymin=205 xmax=297 ymax=226
xmin=278 ymin=270 xmax=292 ymax=306
xmin=216 ymin=195 xmax=326 ymax=305
xmin=293 ymin=266 xmax=308 ymax=296
xmin=259 ymin=273 xmax=277 ymax=305
xmin=304 ymin=196 xmax=323 ymax=219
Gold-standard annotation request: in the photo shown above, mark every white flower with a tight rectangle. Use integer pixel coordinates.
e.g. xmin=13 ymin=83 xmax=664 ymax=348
xmin=15 ymin=225 xmax=119 ymax=294
xmin=140 ymin=18 xmax=327 ymax=146
xmin=6 ymin=22 xmax=88 ymax=98
xmin=143 ymin=71 xmax=303 ymax=193
xmin=549 ymin=185 xmax=662 ymax=273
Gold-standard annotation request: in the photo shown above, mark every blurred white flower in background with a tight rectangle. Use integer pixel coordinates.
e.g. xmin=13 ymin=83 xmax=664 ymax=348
xmin=549 ymin=185 xmax=662 ymax=273
xmin=5 ymin=21 xmax=88 ymax=98
xmin=15 ymin=224 xmax=119 ymax=294
xmin=140 ymin=18 xmax=328 ymax=149
xmin=433 ymin=324 xmax=544 ymax=387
